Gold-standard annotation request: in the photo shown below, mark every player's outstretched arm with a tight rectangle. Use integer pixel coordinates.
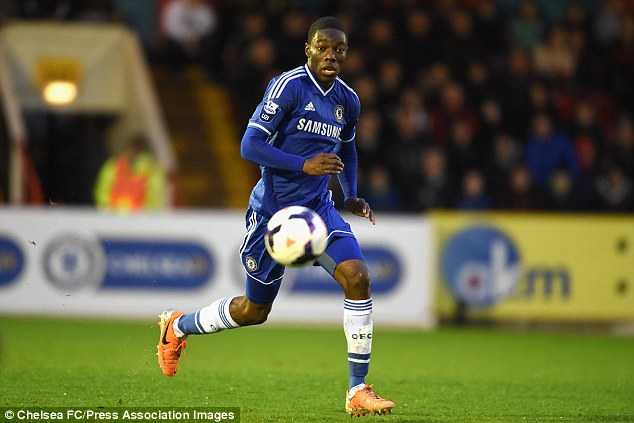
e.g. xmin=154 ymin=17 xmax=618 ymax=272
xmin=241 ymin=128 xmax=344 ymax=176
xmin=240 ymin=127 xmax=306 ymax=171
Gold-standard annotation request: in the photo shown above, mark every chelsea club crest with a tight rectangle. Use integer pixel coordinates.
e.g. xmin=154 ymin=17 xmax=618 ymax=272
xmin=334 ymin=105 xmax=344 ymax=123
xmin=245 ymin=256 xmax=258 ymax=272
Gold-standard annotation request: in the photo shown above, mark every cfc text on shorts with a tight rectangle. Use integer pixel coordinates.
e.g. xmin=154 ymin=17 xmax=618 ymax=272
xmin=1 ymin=407 xmax=240 ymax=422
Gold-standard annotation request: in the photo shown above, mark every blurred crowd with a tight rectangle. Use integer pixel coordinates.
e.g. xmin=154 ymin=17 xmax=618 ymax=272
xmin=3 ymin=0 xmax=633 ymax=212
xmin=219 ymin=0 xmax=634 ymax=213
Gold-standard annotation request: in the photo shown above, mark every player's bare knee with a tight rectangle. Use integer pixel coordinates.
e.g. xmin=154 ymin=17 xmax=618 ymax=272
xmin=238 ymin=300 xmax=271 ymax=326
xmin=347 ymin=270 xmax=370 ymax=296
xmin=339 ymin=264 xmax=371 ymax=298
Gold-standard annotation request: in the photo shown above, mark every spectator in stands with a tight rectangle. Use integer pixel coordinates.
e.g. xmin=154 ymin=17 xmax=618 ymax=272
xmin=614 ymin=15 xmax=634 ymax=113
xmin=365 ymin=18 xmax=396 ymax=68
xmin=356 ymin=109 xmax=383 ymax=166
xmin=487 ymin=133 xmax=522 ymax=198
xmin=525 ymin=114 xmax=579 ymax=186
xmin=411 ymin=147 xmax=452 ymax=211
xmin=403 ymin=9 xmax=438 ymax=71
xmin=511 ymin=0 xmax=544 ymax=49
xmin=528 ymin=81 xmax=555 ymax=122
xmin=447 ymin=119 xmax=480 ymax=182
xmin=361 ymin=166 xmax=400 ymax=212
xmin=231 ymin=36 xmax=277 ymax=124
xmin=571 ymin=101 xmax=602 ymax=176
xmin=274 ymin=10 xmax=309 ymax=70
xmin=398 ymin=90 xmax=430 ymax=137
xmin=245 ymin=35 xmax=277 ymax=83
xmin=342 ymin=50 xmax=366 ymax=80
xmin=500 ymin=165 xmax=543 ymax=210
xmin=477 ymin=98 xmax=505 ymax=155
xmin=474 ymin=0 xmax=505 ymax=54
xmin=536 ymin=0 xmax=570 ymax=23
xmin=501 ymin=48 xmax=533 ymax=137
xmin=595 ymin=165 xmax=633 ymax=212
xmin=465 ymin=61 xmax=494 ymax=107
xmin=534 ymin=26 xmax=577 ymax=79
xmin=456 ymin=170 xmax=490 ymax=210
xmin=223 ymin=12 xmax=267 ymax=74
xmin=390 ymin=108 xmax=427 ymax=186
xmin=569 ymin=103 xmax=601 ymax=209
xmin=564 ymin=2 xmax=590 ymax=33
xmin=354 ymin=74 xmax=379 ymax=109
xmin=94 ymin=135 xmax=167 ymax=212
xmin=545 ymin=169 xmax=578 ymax=211
xmin=607 ymin=116 xmax=634 ymax=178
xmin=596 ymin=0 xmax=623 ymax=47
xmin=432 ymin=82 xmax=476 ymax=143
xmin=419 ymin=62 xmax=452 ymax=107
xmin=378 ymin=60 xmax=404 ymax=108
xmin=444 ymin=9 xmax=481 ymax=72
xmin=162 ymin=0 xmax=217 ymax=71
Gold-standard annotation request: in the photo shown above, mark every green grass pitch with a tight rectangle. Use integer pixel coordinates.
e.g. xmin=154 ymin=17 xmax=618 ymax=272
xmin=0 ymin=317 xmax=633 ymax=422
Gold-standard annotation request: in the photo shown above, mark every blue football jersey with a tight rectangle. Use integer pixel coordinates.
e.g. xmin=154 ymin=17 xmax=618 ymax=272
xmin=246 ymin=64 xmax=361 ymax=216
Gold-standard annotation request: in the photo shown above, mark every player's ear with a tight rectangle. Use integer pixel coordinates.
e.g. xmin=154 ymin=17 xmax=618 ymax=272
xmin=305 ymin=42 xmax=310 ymax=58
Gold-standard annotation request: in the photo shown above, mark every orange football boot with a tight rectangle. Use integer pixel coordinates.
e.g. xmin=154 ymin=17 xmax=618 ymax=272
xmin=156 ymin=310 xmax=186 ymax=376
xmin=345 ymin=384 xmax=395 ymax=416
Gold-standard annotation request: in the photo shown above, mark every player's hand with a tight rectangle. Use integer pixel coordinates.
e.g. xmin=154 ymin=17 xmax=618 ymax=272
xmin=302 ymin=153 xmax=344 ymax=176
xmin=345 ymin=197 xmax=375 ymax=225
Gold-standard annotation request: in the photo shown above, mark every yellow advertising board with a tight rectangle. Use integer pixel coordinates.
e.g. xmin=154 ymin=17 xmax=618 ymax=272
xmin=433 ymin=212 xmax=634 ymax=322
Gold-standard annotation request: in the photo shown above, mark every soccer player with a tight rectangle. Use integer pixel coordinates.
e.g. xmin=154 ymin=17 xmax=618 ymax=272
xmin=157 ymin=16 xmax=395 ymax=416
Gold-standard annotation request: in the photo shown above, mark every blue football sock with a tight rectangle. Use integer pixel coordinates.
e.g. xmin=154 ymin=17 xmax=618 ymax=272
xmin=349 ymin=373 xmax=366 ymax=389
xmin=177 ymin=312 xmax=204 ymax=335
xmin=176 ymin=297 xmax=239 ymax=336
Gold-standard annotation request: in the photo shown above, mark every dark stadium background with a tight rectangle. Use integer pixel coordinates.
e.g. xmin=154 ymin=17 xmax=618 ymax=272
xmin=0 ymin=0 xmax=632 ymax=212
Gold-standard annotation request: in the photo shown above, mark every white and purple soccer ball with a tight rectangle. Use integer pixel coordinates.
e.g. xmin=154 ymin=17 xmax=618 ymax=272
xmin=264 ymin=206 xmax=328 ymax=266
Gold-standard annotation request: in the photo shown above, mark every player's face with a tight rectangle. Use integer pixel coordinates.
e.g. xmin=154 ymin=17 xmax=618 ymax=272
xmin=305 ymin=29 xmax=348 ymax=85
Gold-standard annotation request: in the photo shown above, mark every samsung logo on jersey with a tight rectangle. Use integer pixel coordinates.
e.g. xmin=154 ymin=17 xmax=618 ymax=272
xmin=297 ymin=118 xmax=342 ymax=140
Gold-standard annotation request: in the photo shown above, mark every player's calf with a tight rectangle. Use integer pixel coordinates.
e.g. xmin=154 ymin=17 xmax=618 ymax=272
xmin=229 ymin=296 xmax=272 ymax=326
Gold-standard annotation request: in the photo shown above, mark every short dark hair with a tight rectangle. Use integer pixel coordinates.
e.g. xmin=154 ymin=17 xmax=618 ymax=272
xmin=307 ymin=16 xmax=345 ymax=42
